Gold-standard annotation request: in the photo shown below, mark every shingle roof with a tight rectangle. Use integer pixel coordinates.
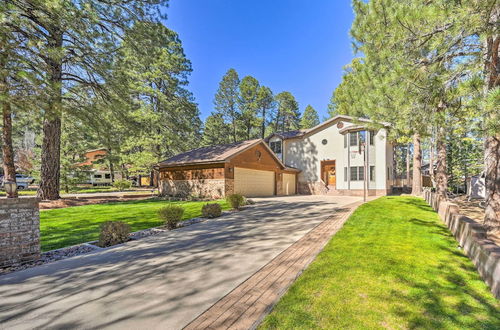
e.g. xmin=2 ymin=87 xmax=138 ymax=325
xmin=157 ymin=139 xmax=261 ymax=168
xmin=266 ymin=115 xmax=391 ymax=141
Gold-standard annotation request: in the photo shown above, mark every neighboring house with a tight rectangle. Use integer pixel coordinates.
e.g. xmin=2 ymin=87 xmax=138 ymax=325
xmin=156 ymin=139 xmax=300 ymax=198
xmin=77 ymin=148 xmax=122 ymax=186
xmin=157 ymin=115 xmax=395 ymax=198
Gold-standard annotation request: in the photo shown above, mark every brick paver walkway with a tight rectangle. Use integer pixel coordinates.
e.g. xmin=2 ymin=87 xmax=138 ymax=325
xmin=184 ymin=201 xmax=362 ymax=330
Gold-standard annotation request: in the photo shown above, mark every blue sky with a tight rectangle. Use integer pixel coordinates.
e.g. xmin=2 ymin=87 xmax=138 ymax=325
xmin=165 ymin=0 xmax=355 ymax=121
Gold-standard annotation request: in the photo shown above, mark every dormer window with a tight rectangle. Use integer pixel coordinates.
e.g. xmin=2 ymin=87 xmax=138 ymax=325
xmin=270 ymin=141 xmax=282 ymax=154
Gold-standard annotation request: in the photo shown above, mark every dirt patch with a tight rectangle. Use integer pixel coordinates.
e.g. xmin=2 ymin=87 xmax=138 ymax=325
xmin=40 ymin=196 xmax=151 ymax=210
xmin=451 ymin=196 xmax=500 ymax=245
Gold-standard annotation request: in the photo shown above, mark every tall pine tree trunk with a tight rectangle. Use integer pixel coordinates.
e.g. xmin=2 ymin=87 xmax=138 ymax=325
xmin=436 ymin=125 xmax=448 ymax=200
xmin=429 ymin=137 xmax=435 ymax=187
xmin=38 ymin=29 xmax=63 ymax=200
xmin=483 ymin=18 xmax=500 ymax=235
xmin=261 ymin=108 xmax=266 ymax=139
xmin=412 ymin=133 xmax=422 ymax=195
xmin=0 ymin=43 xmax=17 ymax=197
xmin=406 ymin=143 xmax=411 ymax=187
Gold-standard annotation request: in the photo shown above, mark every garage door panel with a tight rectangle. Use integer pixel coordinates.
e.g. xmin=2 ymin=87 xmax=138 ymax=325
xmin=283 ymin=173 xmax=296 ymax=195
xmin=234 ymin=168 xmax=275 ymax=197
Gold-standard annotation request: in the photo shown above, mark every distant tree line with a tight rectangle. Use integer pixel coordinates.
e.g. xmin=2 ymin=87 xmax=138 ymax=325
xmin=202 ymin=68 xmax=320 ymax=145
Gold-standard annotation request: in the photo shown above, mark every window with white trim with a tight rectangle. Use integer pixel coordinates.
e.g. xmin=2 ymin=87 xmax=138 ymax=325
xmin=269 ymin=141 xmax=282 ymax=154
xmin=349 ymin=132 xmax=358 ymax=146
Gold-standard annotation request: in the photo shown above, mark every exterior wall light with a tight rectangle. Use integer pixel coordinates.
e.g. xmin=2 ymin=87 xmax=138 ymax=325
xmin=4 ymin=181 xmax=18 ymax=198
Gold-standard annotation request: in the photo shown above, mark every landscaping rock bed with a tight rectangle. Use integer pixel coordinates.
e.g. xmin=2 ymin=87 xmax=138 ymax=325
xmin=0 ymin=208 xmax=243 ymax=276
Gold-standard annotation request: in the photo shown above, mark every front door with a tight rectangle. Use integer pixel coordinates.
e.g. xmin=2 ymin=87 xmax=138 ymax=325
xmin=322 ymin=161 xmax=336 ymax=187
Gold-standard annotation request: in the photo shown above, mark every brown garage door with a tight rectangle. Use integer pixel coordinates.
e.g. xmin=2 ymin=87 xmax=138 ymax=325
xmin=234 ymin=167 xmax=275 ymax=197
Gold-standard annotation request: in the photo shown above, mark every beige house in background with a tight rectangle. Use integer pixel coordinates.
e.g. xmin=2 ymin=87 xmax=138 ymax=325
xmin=157 ymin=115 xmax=394 ymax=198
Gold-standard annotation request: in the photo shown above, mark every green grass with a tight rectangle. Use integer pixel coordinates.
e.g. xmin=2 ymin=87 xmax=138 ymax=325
xmin=0 ymin=186 xmax=146 ymax=196
xmin=40 ymin=199 xmax=230 ymax=251
xmin=260 ymin=196 xmax=500 ymax=329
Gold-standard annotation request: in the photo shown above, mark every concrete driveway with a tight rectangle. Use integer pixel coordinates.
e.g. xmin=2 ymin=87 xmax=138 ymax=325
xmin=0 ymin=195 xmax=361 ymax=330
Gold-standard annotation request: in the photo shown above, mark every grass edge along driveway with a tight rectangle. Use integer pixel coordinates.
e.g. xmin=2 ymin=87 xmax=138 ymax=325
xmin=40 ymin=199 xmax=230 ymax=251
xmin=260 ymin=196 xmax=500 ymax=329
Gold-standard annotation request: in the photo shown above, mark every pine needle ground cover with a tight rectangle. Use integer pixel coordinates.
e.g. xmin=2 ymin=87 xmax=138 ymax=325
xmin=40 ymin=199 xmax=229 ymax=251
xmin=260 ymin=196 xmax=500 ymax=329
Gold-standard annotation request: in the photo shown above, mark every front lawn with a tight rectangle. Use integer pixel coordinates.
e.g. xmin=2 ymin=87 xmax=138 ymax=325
xmin=40 ymin=199 xmax=230 ymax=251
xmin=260 ymin=196 xmax=500 ymax=329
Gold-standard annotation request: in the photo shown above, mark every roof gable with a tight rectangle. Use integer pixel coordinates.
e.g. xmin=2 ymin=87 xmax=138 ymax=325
xmin=157 ymin=139 xmax=287 ymax=169
xmin=268 ymin=115 xmax=390 ymax=141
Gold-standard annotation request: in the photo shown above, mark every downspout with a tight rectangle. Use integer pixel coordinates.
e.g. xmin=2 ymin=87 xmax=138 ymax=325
xmin=347 ymin=133 xmax=351 ymax=190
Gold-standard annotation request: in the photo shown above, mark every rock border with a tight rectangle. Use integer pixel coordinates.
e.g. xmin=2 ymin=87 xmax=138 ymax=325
xmin=0 ymin=206 xmax=247 ymax=276
xmin=423 ymin=189 xmax=500 ymax=299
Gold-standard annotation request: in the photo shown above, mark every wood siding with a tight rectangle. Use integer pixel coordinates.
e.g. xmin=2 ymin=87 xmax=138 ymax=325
xmin=160 ymin=165 xmax=225 ymax=180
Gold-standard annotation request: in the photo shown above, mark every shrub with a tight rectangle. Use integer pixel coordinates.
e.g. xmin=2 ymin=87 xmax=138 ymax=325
xmin=158 ymin=204 xmax=184 ymax=229
xmin=226 ymin=193 xmax=245 ymax=210
xmin=202 ymin=203 xmax=222 ymax=218
xmin=113 ymin=179 xmax=132 ymax=191
xmin=98 ymin=221 xmax=131 ymax=247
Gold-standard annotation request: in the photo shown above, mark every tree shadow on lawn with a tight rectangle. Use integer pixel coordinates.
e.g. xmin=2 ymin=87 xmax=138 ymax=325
xmin=407 ymin=217 xmax=454 ymax=237
xmin=389 ymin=258 xmax=500 ymax=330
xmin=395 ymin=196 xmax=437 ymax=213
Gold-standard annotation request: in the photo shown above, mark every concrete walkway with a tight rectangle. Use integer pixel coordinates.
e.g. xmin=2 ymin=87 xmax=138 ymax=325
xmin=0 ymin=195 xmax=361 ymax=330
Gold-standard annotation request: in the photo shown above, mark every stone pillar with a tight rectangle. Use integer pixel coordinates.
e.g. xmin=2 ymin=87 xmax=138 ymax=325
xmin=0 ymin=198 xmax=41 ymax=268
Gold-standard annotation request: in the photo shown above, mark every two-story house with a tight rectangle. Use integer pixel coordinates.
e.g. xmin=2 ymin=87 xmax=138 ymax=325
xmin=266 ymin=115 xmax=393 ymax=196
xmin=157 ymin=115 xmax=393 ymax=198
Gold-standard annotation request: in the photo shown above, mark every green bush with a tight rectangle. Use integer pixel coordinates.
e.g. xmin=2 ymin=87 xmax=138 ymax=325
xmin=158 ymin=204 xmax=184 ymax=229
xmin=226 ymin=193 xmax=245 ymax=210
xmin=98 ymin=221 xmax=131 ymax=247
xmin=201 ymin=203 xmax=222 ymax=218
xmin=113 ymin=179 xmax=132 ymax=191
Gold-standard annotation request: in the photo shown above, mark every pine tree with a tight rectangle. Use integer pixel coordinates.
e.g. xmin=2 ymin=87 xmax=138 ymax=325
xmin=238 ymin=76 xmax=260 ymax=140
xmin=5 ymin=0 xmax=167 ymax=200
xmin=202 ymin=114 xmax=231 ymax=146
xmin=274 ymin=92 xmax=300 ymax=132
xmin=256 ymin=86 xmax=275 ymax=138
xmin=214 ymin=69 xmax=240 ymax=142
xmin=300 ymin=105 xmax=320 ymax=129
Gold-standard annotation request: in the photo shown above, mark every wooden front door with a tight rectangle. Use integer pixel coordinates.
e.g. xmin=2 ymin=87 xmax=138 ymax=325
xmin=322 ymin=161 xmax=336 ymax=187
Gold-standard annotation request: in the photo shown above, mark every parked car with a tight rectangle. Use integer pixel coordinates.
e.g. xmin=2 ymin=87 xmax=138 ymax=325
xmin=0 ymin=174 xmax=35 ymax=190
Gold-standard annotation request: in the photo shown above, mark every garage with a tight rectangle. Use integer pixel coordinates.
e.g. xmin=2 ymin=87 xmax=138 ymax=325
xmin=282 ymin=173 xmax=296 ymax=195
xmin=157 ymin=139 xmax=299 ymax=199
xmin=234 ymin=167 xmax=275 ymax=197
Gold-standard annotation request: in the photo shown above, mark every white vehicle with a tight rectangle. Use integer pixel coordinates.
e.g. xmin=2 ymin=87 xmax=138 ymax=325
xmin=1 ymin=174 xmax=35 ymax=190
xmin=86 ymin=170 xmax=122 ymax=186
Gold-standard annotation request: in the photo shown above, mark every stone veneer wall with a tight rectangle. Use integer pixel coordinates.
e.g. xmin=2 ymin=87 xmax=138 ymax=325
xmin=298 ymin=181 xmax=328 ymax=195
xmin=0 ymin=198 xmax=41 ymax=268
xmin=423 ymin=189 xmax=500 ymax=299
xmin=160 ymin=179 xmax=226 ymax=199
xmin=298 ymin=181 xmax=389 ymax=196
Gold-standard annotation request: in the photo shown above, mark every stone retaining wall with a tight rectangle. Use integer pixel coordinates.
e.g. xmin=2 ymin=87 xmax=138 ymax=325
xmin=423 ymin=189 xmax=500 ymax=299
xmin=0 ymin=198 xmax=41 ymax=268
xmin=159 ymin=179 xmax=226 ymax=199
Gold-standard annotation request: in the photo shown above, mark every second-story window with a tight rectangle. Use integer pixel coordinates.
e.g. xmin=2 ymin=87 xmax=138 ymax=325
xmin=349 ymin=132 xmax=358 ymax=146
xmin=270 ymin=141 xmax=282 ymax=154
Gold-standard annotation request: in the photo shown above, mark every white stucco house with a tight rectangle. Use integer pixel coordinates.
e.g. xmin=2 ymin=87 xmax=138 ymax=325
xmin=157 ymin=115 xmax=394 ymax=198
xmin=266 ymin=115 xmax=394 ymax=196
